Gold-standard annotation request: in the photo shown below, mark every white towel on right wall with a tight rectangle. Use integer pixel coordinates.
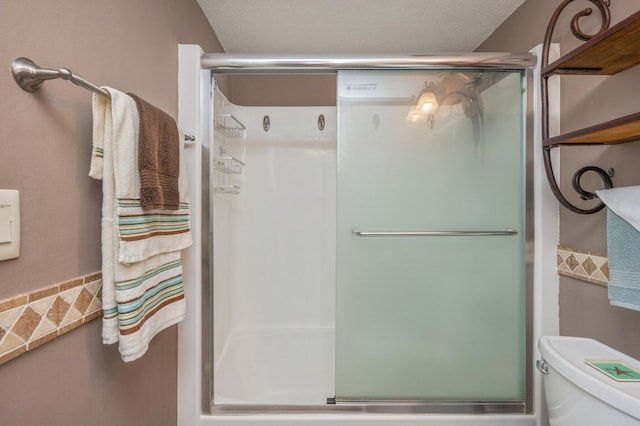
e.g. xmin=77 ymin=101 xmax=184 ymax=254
xmin=596 ymin=185 xmax=640 ymax=311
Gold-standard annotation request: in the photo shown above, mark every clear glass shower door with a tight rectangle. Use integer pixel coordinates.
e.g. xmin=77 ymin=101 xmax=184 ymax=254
xmin=335 ymin=70 xmax=526 ymax=403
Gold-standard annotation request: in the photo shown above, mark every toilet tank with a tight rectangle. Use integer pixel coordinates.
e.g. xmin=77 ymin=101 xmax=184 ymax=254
xmin=538 ymin=336 xmax=640 ymax=426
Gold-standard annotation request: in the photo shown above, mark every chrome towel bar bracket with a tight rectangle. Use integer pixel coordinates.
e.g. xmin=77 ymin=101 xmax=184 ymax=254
xmin=12 ymin=57 xmax=110 ymax=97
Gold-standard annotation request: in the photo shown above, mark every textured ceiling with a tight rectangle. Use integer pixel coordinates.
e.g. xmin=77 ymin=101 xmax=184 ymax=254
xmin=197 ymin=0 xmax=526 ymax=54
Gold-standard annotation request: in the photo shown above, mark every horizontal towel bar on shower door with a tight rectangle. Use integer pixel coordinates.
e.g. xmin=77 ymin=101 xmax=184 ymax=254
xmin=351 ymin=229 xmax=518 ymax=237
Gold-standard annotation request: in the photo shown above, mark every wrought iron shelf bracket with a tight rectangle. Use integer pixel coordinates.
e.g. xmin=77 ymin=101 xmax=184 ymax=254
xmin=541 ymin=1 xmax=640 ymax=214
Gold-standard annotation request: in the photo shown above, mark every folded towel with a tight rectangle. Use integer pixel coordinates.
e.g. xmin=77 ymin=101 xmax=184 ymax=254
xmin=596 ymin=186 xmax=640 ymax=311
xmin=90 ymin=89 xmax=119 ymax=342
xmin=112 ymin=250 xmax=185 ymax=360
xmin=128 ymin=93 xmax=180 ymax=211
xmin=114 ymin=124 xmax=192 ymax=265
xmin=605 ymin=211 xmax=640 ymax=310
xmin=596 ymin=185 xmax=640 ymax=232
xmin=90 ymin=88 xmax=191 ymax=361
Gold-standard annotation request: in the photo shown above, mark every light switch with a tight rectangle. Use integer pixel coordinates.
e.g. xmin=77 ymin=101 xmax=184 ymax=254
xmin=0 ymin=190 xmax=20 ymax=261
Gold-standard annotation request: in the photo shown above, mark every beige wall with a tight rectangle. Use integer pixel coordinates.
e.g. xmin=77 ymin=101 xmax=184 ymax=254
xmin=227 ymin=74 xmax=336 ymax=106
xmin=0 ymin=0 xmax=223 ymax=424
xmin=478 ymin=0 xmax=640 ymax=357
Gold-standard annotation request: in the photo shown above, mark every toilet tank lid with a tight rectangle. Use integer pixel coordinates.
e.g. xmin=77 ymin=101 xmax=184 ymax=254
xmin=539 ymin=336 xmax=640 ymax=420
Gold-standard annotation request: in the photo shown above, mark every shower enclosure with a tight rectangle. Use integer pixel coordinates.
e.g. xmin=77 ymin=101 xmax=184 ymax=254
xmin=207 ymin=58 xmax=532 ymax=415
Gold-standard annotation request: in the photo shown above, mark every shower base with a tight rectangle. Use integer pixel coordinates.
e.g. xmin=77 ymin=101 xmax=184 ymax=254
xmin=213 ymin=327 xmax=335 ymax=406
xmin=211 ymin=326 xmax=525 ymax=416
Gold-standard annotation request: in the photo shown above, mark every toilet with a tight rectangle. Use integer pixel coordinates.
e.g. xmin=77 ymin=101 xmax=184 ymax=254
xmin=538 ymin=336 xmax=640 ymax=425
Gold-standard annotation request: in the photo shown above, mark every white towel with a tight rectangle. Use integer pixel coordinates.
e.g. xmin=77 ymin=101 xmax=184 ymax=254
xmin=90 ymin=88 xmax=192 ymax=361
xmin=596 ymin=186 xmax=640 ymax=232
xmin=91 ymin=89 xmax=122 ymax=343
xmin=596 ymin=186 xmax=640 ymax=311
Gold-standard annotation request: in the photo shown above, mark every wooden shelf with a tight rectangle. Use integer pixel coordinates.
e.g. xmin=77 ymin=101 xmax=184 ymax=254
xmin=540 ymin=7 xmax=640 ymax=213
xmin=543 ymin=112 xmax=640 ymax=147
xmin=543 ymin=11 xmax=640 ymax=148
xmin=543 ymin=11 xmax=640 ymax=76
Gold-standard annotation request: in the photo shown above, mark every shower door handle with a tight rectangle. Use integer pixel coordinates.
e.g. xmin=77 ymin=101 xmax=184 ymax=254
xmin=351 ymin=228 xmax=518 ymax=237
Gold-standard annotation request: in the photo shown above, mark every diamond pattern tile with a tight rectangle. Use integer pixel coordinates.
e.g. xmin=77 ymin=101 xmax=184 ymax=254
xmin=74 ymin=288 xmax=93 ymax=315
xmin=558 ymin=262 xmax=570 ymax=273
xmin=47 ymin=296 xmax=70 ymax=326
xmin=566 ymin=254 xmax=580 ymax=271
xmin=30 ymin=295 xmax=56 ymax=317
xmin=0 ymin=271 xmax=102 ymax=366
xmin=573 ymin=252 xmax=588 ymax=265
xmin=591 ymin=270 xmax=608 ymax=284
xmin=0 ymin=332 xmax=24 ymax=353
xmin=60 ymin=306 xmax=82 ymax=327
xmin=87 ymin=297 xmax=101 ymax=316
xmin=582 ymin=257 xmax=597 ymax=275
xmin=32 ymin=317 xmax=56 ymax=340
xmin=557 ymin=246 xmax=609 ymax=287
xmin=86 ymin=279 xmax=102 ymax=296
xmin=60 ymin=287 xmax=82 ymax=305
xmin=572 ymin=265 xmax=588 ymax=279
xmin=0 ymin=307 xmax=23 ymax=329
xmin=12 ymin=307 xmax=42 ymax=340
xmin=601 ymin=262 xmax=610 ymax=279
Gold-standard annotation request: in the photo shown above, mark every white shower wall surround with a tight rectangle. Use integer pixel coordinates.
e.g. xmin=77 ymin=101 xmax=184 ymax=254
xmin=213 ymin=103 xmax=337 ymax=405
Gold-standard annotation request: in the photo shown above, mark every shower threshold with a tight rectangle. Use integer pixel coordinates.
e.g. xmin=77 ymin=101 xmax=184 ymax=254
xmin=210 ymin=401 xmax=526 ymax=415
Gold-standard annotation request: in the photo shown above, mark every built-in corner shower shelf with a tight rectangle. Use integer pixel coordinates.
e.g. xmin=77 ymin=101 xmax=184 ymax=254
xmin=215 ymin=114 xmax=246 ymax=139
xmin=214 ymin=156 xmax=245 ymax=174
xmin=214 ymin=185 xmax=240 ymax=195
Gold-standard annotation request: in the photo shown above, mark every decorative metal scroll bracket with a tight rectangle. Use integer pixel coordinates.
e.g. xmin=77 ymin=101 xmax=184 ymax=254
xmin=543 ymin=146 xmax=611 ymax=214
xmin=541 ymin=0 xmax=613 ymax=214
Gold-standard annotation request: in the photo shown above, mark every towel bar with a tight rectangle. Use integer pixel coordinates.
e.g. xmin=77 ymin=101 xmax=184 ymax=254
xmin=352 ymin=229 xmax=518 ymax=237
xmin=11 ymin=57 xmax=196 ymax=143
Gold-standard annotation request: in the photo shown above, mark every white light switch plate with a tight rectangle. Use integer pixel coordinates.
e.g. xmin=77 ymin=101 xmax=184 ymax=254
xmin=0 ymin=190 xmax=20 ymax=261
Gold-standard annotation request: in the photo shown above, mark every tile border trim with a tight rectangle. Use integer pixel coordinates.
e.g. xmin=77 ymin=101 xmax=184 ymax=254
xmin=0 ymin=271 xmax=102 ymax=366
xmin=557 ymin=245 xmax=609 ymax=287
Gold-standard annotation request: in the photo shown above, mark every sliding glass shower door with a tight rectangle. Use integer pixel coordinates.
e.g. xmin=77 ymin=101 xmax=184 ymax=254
xmin=335 ymin=70 xmax=526 ymax=403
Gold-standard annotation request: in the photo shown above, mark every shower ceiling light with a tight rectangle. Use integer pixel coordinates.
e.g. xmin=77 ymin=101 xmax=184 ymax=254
xmin=408 ymin=74 xmax=483 ymax=128
xmin=407 ymin=81 xmax=440 ymax=125
xmin=406 ymin=106 xmax=425 ymax=122
xmin=407 ymin=73 xmax=484 ymax=146
xmin=417 ymin=82 xmax=438 ymax=113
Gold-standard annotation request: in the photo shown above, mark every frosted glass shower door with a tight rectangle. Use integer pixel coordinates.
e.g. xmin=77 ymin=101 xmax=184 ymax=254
xmin=335 ymin=70 xmax=526 ymax=402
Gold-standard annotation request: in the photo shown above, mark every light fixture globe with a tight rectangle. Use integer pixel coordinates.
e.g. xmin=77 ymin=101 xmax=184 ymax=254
xmin=417 ymin=82 xmax=438 ymax=113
